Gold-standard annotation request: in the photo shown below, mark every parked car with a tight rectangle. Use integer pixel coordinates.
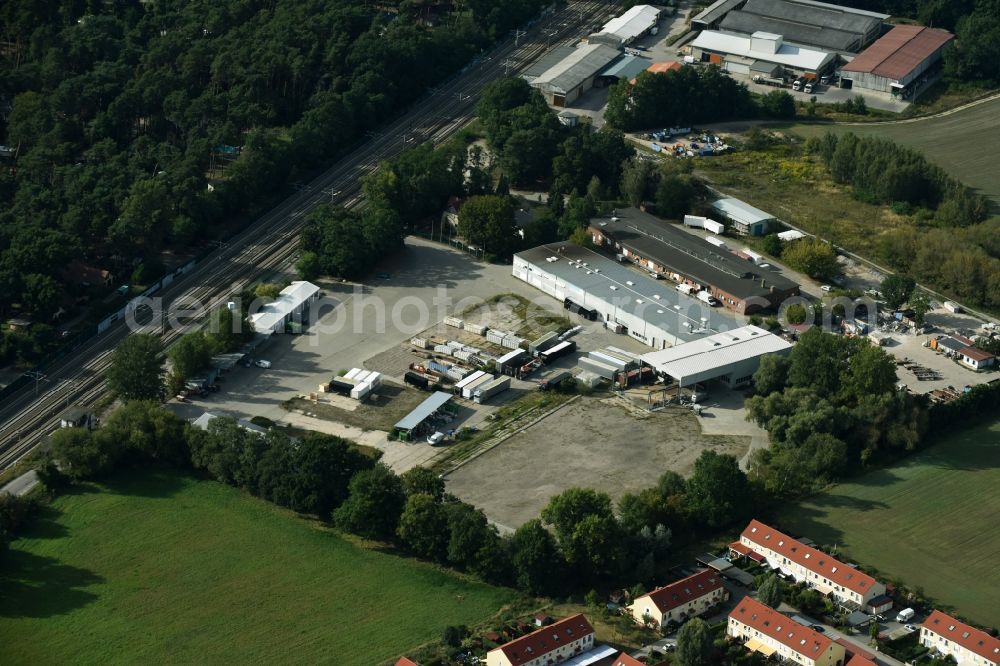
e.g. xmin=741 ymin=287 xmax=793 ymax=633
xmin=255 ymin=359 xmax=272 ymax=369
xmin=905 ymin=624 xmax=916 ymax=632
xmin=427 ymin=431 xmax=446 ymax=445
xmin=820 ymin=285 xmax=832 ymax=292
xmin=811 ymin=625 xmax=825 ymax=633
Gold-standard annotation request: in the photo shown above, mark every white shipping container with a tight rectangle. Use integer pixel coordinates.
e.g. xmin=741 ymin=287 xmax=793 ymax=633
xmin=578 ymin=357 xmax=618 ymax=379
xmin=474 ymin=376 xmax=511 ymax=403
xmin=353 ymin=370 xmax=371 ymax=383
xmin=705 ymin=236 xmax=728 ymax=249
xmin=410 ymin=337 xmax=430 ymax=349
xmin=588 ymin=350 xmax=628 ymax=369
xmin=366 ymin=371 xmax=382 ymax=388
xmin=350 ymin=382 xmax=372 ymax=400
xmin=943 ymin=301 xmax=961 ymax=313
xmin=454 ymin=350 xmax=472 ymax=361
xmin=345 ymin=368 xmax=363 ymax=380
xmin=462 ymin=373 xmax=495 ymax=399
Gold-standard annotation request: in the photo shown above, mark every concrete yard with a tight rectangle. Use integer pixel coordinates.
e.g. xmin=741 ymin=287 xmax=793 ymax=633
xmin=444 ymin=396 xmax=750 ymax=531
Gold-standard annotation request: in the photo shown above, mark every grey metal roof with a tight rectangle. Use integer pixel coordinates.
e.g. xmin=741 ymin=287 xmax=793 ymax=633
xmin=720 ymin=10 xmax=863 ymax=52
xmin=516 ymin=244 xmax=739 ymax=343
xmin=720 ymin=0 xmax=886 ymax=52
xmin=594 ymin=209 xmax=798 ymax=301
xmin=522 ymin=44 xmax=578 ymax=80
xmin=531 ymin=44 xmax=622 ymax=94
xmin=599 ymin=54 xmax=651 ymax=80
xmin=394 ymin=391 xmax=453 ymax=432
xmin=712 ymin=198 xmax=775 ymax=225
xmin=692 ymin=0 xmax=745 ymax=27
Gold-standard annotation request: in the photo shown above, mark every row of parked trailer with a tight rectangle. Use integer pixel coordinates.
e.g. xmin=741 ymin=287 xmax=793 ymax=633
xmin=319 ymin=368 xmax=383 ymax=401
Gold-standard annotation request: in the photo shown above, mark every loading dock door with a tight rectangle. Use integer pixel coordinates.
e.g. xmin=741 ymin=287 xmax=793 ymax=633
xmin=725 ymin=61 xmax=750 ymax=76
xmin=553 ymin=94 xmax=566 ymax=107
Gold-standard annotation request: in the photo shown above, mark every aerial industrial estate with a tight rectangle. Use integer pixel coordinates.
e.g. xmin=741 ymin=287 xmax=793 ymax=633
xmin=0 ymin=0 xmax=998 ymax=664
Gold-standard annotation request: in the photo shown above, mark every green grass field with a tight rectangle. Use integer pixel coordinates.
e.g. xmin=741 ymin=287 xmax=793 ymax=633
xmin=778 ymin=420 xmax=1000 ymax=627
xmin=789 ymin=95 xmax=1000 ymax=206
xmin=0 ymin=470 xmax=517 ymax=665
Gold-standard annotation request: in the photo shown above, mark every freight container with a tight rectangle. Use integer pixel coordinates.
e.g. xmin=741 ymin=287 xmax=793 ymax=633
xmin=454 ymin=370 xmax=487 ymax=394
xmin=605 ymin=346 xmax=641 ymax=361
xmin=473 ymin=376 xmax=511 ymax=403
xmin=595 ymin=348 xmax=634 ymax=367
xmin=537 ymin=370 xmax=572 ymax=391
xmin=345 ymin=368 xmax=363 ymax=380
xmin=328 ymin=378 xmax=356 ymax=395
xmin=428 ymin=361 xmax=451 ymax=376
xmin=443 ymin=317 xmax=464 ymax=329
xmin=454 ymin=350 xmax=472 ymax=361
xmin=497 ymin=349 xmax=529 ymax=374
xmin=410 ymin=337 xmax=430 ymax=349
xmin=462 ymin=373 xmax=495 ymax=399
xmin=529 ymin=331 xmax=559 ymax=354
xmin=465 ymin=323 xmax=488 ymax=336
xmin=501 ymin=335 xmax=524 ymax=349
xmin=943 ymin=301 xmax=961 ymax=313
xmin=365 ymin=371 xmax=382 ymax=388
xmin=350 ymin=382 xmax=372 ymax=401
xmin=404 ymin=371 xmax=430 ymax=390
xmin=705 ymin=236 xmax=728 ymax=250
xmin=433 ymin=344 xmax=455 ymax=355
xmin=353 ymin=369 xmax=371 ymax=383
xmin=589 ymin=350 xmax=628 ymax=369
xmin=576 ymin=370 xmax=603 ymax=388
xmin=578 ymin=357 xmax=618 ymax=380
xmin=540 ymin=340 xmax=576 ymax=363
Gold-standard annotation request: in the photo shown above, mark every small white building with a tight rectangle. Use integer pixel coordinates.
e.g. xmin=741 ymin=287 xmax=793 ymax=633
xmin=640 ymin=325 xmax=792 ymax=388
xmin=957 ymin=346 xmax=995 ymax=370
xmin=683 ymin=214 xmax=726 ymax=235
xmin=711 ymin=198 xmax=777 ymax=236
xmin=248 ymin=281 xmax=320 ymax=334
xmin=920 ymin=610 xmax=1000 ymax=666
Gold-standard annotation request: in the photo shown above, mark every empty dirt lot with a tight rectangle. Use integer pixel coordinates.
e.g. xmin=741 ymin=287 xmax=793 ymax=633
xmin=445 ymin=396 xmax=750 ymax=530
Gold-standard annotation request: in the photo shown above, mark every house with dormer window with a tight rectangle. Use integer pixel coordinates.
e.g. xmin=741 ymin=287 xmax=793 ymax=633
xmin=920 ymin=610 xmax=999 ymax=666
xmin=728 ymin=597 xmax=846 ymax=666
xmin=628 ymin=569 xmax=728 ymax=629
xmin=485 ymin=614 xmax=596 ymax=666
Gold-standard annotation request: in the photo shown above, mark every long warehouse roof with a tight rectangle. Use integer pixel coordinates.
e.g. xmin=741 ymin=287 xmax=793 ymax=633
xmin=691 ymin=30 xmax=834 ymax=71
xmin=516 ymin=244 xmax=739 ymax=343
xmin=720 ymin=10 xmax=865 ymax=52
xmin=531 ymin=44 xmax=622 ymax=94
xmin=600 ymin=4 xmax=661 ymax=41
xmin=641 ymin=325 xmax=792 ymax=379
xmin=841 ymin=24 xmax=953 ymax=80
xmin=248 ymin=280 xmax=319 ymax=332
xmin=711 ymin=197 xmax=776 ymax=225
xmin=593 ymin=209 xmax=798 ymax=301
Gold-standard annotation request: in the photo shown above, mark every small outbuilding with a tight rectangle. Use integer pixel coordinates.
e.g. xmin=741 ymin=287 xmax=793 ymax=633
xmin=711 ymin=197 xmax=776 ymax=236
xmin=248 ymin=281 xmax=320 ymax=334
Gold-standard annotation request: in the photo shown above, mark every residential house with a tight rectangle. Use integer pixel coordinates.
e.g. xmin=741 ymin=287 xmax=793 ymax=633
xmin=728 ymin=597 xmax=846 ymax=666
xmin=612 ymin=653 xmax=646 ymax=666
xmin=485 ymin=614 xmax=595 ymax=666
xmin=395 ymin=658 xmax=421 ymax=666
xmin=845 ymin=655 xmax=878 ymax=666
xmin=628 ymin=569 xmax=728 ymax=629
xmin=958 ymin=346 xmax=996 ymax=370
xmin=732 ymin=519 xmax=886 ymax=610
xmin=920 ymin=610 xmax=1000 ymax=666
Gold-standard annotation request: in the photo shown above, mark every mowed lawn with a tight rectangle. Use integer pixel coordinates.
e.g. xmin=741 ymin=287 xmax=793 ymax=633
xmin=789 ymin=95 xmax=1000 ymax=206
xmin=0 ymin=470 xmax=516 ymax=666
xmin=779 ymin=420 xmax=1000 ymax=627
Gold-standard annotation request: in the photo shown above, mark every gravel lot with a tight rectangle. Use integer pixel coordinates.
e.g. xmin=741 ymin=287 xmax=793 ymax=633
xmin=445 ymin=395 xmax=750 ymax=531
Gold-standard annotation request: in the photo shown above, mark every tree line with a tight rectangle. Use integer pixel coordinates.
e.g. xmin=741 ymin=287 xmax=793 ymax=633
xmin=0 ymin=0 xmax=549 ymax=360
xmin=806 ymin=132 xmax=988 ymax=227
xmin=746 ymin=328 xmax=927 ymax=497
xmin=604 ymin=66 xmax=794 ymax=132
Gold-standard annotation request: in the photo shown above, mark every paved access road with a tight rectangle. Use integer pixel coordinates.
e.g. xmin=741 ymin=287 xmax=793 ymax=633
xmin=0 ymin=0 xmax=616 ymax=471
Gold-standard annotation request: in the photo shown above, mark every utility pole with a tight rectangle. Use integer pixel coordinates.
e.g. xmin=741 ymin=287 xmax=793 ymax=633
xmin=25 ymin=371 xmax=47 ymax=396
xmin=514 ymin=29 xmax=527 ymax=47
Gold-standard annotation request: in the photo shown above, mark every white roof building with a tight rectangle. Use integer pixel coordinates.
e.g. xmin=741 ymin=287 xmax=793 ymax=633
xmin=711 ymin=197 xmax=777 ymax=236
xmin=691 ymin=30 xmax=835 ymax=72
xmin=599 ymin=5 xmax=661 ymax=44
xmin=249 ymin=281 xmax=320 ymax=334
xmin=777 ymin=229 xmax=806 ymax=242
xmin=641 ymin=325 xmax=792 ymax=387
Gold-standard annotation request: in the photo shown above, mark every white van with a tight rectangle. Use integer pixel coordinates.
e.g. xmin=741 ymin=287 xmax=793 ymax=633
xmin=896 ymin=608 xmax=915 ymax=622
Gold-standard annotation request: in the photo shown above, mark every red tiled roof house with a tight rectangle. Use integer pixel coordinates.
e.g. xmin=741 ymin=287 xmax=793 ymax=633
xmin=728 ymin=597 xmax=846 ymax=666
xmin=485 ymin=614 xmax=595 ymax=666
xmin=628 ymin=569 xmax=728 ymax=629
xmin=734 ymin=520 xmax=887 ymax=609
xmin=920 ymin=610 xmax=1000 ymax=666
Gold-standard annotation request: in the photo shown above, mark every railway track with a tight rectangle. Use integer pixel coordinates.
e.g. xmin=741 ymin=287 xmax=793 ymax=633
xmin=0 ymin=0 xmax=614 ymax=470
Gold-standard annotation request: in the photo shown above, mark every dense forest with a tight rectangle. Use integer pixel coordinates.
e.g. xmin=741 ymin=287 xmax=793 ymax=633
xmin=0 ymin=0 xmax=549 ymax=365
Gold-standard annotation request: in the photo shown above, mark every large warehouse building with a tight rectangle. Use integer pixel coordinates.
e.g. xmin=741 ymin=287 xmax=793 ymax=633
xmin=718 ymin=0 xmax=887 ymax=53
xmin=588 ymin=208 xmax=799 ymax=314
xmin=590 ymin=4 xmax=661 ymax=47
xmin=513 ymin=244 xmax=738 ymax=349
xmin=529 ymin=43 xmax=622 ymax=106
xmin=641 ymin=325 xmax=792 ymax=388
xmin=690 ymin=30 xmax=836 ymax=78
xmin=839 ymin=24 xmax=953 ymax=98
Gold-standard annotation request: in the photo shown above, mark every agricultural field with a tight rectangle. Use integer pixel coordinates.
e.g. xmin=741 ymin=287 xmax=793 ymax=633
xmin=788 ymin=95 xmax=1000 ymax=207
xmin=778 ymin=419 xmax=1000 ymax=627
xmin=0 ymin=470 xmax=517 ymax=666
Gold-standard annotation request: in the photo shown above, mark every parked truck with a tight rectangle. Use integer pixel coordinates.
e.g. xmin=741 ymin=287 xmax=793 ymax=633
xmin=752 ymin=75 xmax=785 ymax=87
xmin=697 ymin=290 xmax=719 ymax=306
xmin=676 ymin=283 xmax=695 ymax=295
